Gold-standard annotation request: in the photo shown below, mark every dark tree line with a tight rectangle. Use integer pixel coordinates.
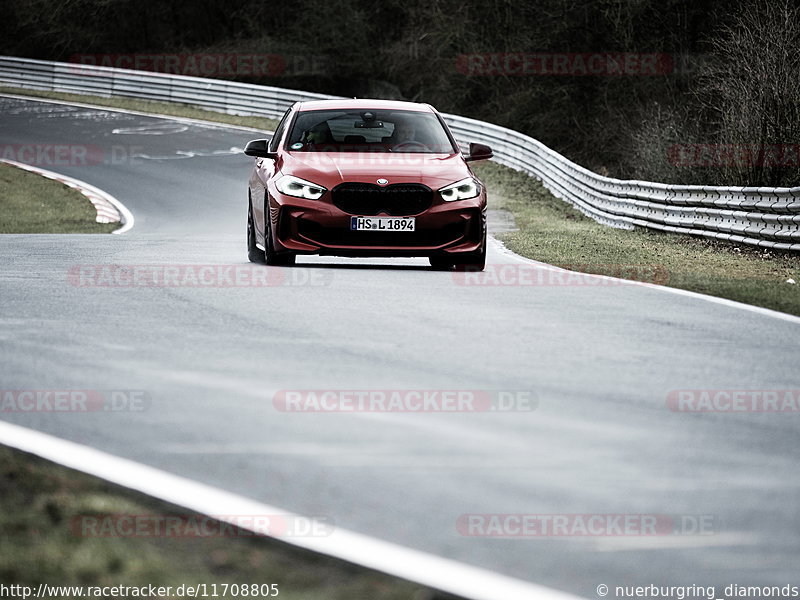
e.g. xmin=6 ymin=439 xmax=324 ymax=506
xmin=2 ymin=0 xmax=798 ymax=187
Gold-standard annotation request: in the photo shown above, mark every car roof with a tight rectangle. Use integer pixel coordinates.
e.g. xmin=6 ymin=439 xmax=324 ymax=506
xmin=295 ymin=99 xmax=435 ymax=113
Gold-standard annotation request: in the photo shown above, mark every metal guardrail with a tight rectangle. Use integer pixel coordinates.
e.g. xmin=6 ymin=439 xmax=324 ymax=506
xmin=2 ymin=55 xmax=798 ymax=250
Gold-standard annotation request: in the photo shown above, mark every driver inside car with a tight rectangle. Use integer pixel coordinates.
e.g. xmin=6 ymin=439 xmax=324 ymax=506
xmin=305 ymin=121 xmax=333 ymax=146
xmin=386 ymin=118 xmax=430 ymax=151
xmin=392 ymin=120 xmax=416 ymax=144
xmin=389 ymin=120 xmax=419 ymax=146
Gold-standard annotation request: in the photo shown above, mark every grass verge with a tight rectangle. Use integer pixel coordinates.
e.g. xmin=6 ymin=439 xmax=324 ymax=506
xmin=0 ymin=162 xmax=117 ymax=233
xmin=472 ymin=161 xmax=800 ymax=316
xmin=0 ymin=444 xmax=452 ymax=600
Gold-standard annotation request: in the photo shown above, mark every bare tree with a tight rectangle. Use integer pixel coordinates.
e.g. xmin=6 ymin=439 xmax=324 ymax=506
xmin=699 ymin=0 xmax=800 ymax=186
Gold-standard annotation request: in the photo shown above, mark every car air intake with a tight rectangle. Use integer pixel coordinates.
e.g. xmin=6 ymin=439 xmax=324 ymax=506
xmin=332 ymin=183 xmax=433 ymax=216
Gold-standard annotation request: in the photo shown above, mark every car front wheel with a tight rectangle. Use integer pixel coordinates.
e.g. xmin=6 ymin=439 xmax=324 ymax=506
xmin=247 ymin=199 xmax=265 ymax=264
xmin=453 ymin=243 xmax=486 ymax=271
xmin=430 ymin=236 xmax=486 ymax=272
xmin=264 ymin=202 xmax=295 ymax=267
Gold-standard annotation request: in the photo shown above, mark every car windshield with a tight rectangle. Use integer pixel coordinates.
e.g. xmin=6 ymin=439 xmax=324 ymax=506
xmin=286 ymin=109 xmax=457 ymax=153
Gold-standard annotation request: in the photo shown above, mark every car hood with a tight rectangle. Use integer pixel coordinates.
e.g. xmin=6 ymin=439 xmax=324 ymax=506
xmin=281 ymin=152 xmax=473 ymax=190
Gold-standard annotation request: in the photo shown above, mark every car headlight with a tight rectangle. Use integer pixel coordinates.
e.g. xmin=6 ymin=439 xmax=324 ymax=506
xmin=439 ymin=177 xmax=480 ymax=201
xmin=275 ymin=175 xmax=326 ymax=200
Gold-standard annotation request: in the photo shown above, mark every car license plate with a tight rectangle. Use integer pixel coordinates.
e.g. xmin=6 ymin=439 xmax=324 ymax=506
xmin=350 ymin=216 xmax=415 ymax=232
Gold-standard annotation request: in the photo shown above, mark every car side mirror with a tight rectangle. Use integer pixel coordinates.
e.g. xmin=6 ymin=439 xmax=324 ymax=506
xmin=244 ymin=139 xmax=277 ymax=159
xmin=465 ymin=142 xmax=493 ymax=162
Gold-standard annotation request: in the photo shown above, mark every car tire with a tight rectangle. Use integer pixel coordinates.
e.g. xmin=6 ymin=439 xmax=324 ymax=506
xmin=247 ymin=198 xmax=265 ymax=264
xmin=433 ymin=233 xmax=487 ymax=272
xmin=453 ymin=243 xmax=486 ymax=272
xmin=429 ymin=256 xmax=454 ymax=270
xmin=264 ymin=200 xmax=296 ymax=267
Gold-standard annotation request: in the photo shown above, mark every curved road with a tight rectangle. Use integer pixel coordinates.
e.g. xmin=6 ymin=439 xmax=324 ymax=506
xmin=1 ymin=95 xmax=799 ymax=598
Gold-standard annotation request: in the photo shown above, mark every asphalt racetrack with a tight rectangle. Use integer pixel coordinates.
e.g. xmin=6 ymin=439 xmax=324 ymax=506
xmin=1 ymin=95 xmax=799 ymax=598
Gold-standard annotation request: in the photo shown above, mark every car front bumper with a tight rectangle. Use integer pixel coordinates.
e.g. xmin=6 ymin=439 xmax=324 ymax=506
xmin=269 ymin=193 xmax=486 ymax=257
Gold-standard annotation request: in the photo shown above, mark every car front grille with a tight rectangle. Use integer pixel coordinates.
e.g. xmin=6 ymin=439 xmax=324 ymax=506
xmin=331 ymin=182 xmax=433 ymax=216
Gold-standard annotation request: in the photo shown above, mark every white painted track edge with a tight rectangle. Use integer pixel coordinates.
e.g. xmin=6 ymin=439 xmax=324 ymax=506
xmin=0 ymin=420 xmax=584 ymax=600
xmin=489 ymin=236 xmax=800 ymax=324
xmin=0 ymin=157 xmax=134 ymax=234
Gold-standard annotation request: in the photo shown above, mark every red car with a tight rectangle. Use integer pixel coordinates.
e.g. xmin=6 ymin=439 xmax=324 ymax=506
xmin=245 ymin=99 xmax=492 ymax=270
